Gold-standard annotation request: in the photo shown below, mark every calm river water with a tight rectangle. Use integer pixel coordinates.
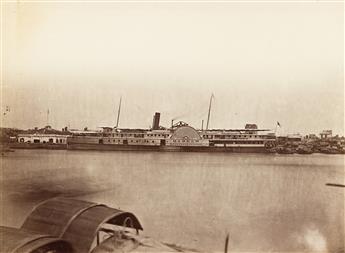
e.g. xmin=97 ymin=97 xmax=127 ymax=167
xmin=1 ymin=149 xmax=344 ymax=252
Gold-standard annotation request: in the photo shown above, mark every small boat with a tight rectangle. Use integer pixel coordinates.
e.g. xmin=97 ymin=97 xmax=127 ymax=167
xmin=0 ymin=226 xmax=73 ymax=253
xmin=19 ymin=197 xmax=197 ymax=253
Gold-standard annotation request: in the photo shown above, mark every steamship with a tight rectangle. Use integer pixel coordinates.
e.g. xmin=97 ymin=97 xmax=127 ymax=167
xmin=67 ymin=112 xmax=277 ymax=153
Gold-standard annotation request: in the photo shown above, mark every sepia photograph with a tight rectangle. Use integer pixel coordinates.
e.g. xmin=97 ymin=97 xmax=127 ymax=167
xmin=0 ymin=0 xmax=344 ymax=253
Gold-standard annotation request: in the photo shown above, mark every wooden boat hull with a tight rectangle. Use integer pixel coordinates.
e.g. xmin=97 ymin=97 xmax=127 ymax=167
xmin=66 ymin=143 xmax=272 ymax=153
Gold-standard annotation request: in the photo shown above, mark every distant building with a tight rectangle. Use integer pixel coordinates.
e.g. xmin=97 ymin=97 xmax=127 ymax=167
xmin=320 ymin=130 xmax=332 ymax=139
xmin=17 ymin=133 xmax=68 ymax=144
xmin=305 ymin=134 xmax=318 ymax=140
xmin=16 ymin=126 xmax=71 ymax=144
xmin=287 ymin=134 xmax=302 ymax=142
xmin=278 ymin=134 xmax=302 ymax=143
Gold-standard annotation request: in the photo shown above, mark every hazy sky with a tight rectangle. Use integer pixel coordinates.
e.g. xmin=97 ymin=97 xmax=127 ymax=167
xmin=2 ymin=1 xmax=344 ymax=135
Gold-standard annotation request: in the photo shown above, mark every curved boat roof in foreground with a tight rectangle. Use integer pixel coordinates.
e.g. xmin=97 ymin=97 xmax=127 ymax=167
xmin=21 ymin=197 xmax=143 ymax=253
xmin=0 ymin=226 xmax=73 ymax=253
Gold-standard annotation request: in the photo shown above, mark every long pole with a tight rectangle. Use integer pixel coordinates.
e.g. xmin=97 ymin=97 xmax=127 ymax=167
xmin=206 ymin=94 xmax=214 ymax=130
xmin=224 ymin=233 xmax=229 ymax=253
xmin=326 ymin=183 xmax=345 ymax=188
xmin=47 ymin=109 xmax=49 ymax=126
xmin=116 ymin=97 xmax=122 ymax=128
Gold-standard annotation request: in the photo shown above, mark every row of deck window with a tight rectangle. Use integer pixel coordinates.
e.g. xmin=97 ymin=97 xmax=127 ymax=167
xmin=171 ymin=139 xmax=200 ymax=143
xmin=109 ymin=134 xmax=267 ymax=139
xmin=105 ymin=138 xmax=204 ymax=144
xmin=203 ymin=135 xmax=264 ymax=139
xmin=19 ymin=138 xmax=65 ymax=144
xmin=145 ymin=134 xmax=169 ymax=138
xmin=107 ymin=139 xmax=157 ymax=143
xmin=111 ymin=133 xmax=168 ymax=138
xmin=213 ymin=141 xmax=264 ymax=144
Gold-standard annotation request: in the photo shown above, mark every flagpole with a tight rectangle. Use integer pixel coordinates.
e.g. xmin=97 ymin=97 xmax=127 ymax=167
xmin=275 ymin=121 xmax=281 ymax=136
xmin=47 ymin=109 xmax=50 ymax=126
xmin=115 ymin=97 xmax=122 ymax=129
xmin=206 ymin=93 xmax=214 ymax=131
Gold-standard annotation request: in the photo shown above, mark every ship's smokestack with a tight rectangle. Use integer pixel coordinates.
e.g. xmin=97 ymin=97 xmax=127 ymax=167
xmin=152 ymin=112 xmax=160 ymax=130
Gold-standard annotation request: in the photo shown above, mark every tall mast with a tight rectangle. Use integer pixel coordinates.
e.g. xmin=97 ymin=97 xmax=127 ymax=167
xmin=47 ymin=109 xmax=50 ymax=126
xmin=115 ymin=97 xmax=122 ymax=128
xmin=206 ymin=94 xmax=214 ymax=130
